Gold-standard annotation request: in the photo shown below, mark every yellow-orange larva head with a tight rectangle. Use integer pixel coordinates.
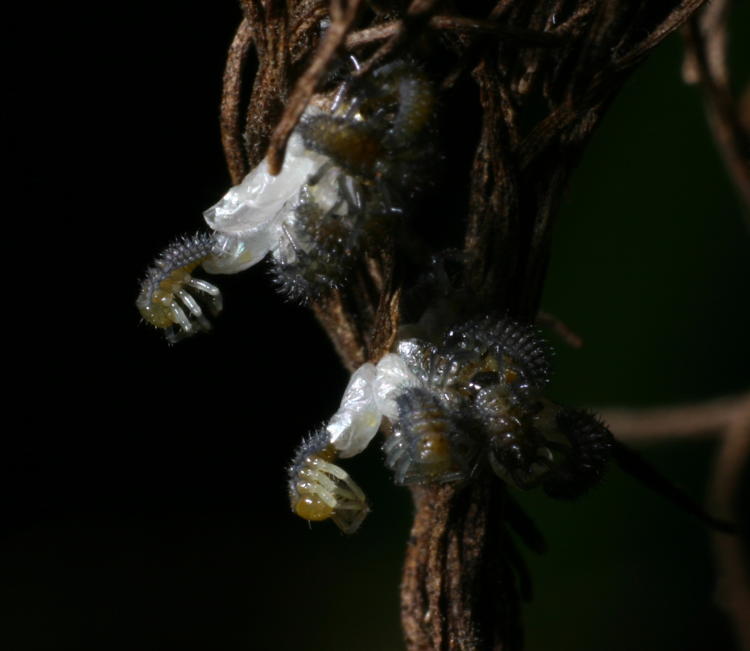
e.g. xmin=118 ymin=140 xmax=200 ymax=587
xmin=293 ymin=494 xmax=335 ymax=521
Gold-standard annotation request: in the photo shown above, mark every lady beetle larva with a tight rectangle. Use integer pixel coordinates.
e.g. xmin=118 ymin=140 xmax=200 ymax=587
xmin=138 ymin=60 xmax=439 ymax=338
xmin=265 ymin=61 xmax=438 ymax=299
xmin=384 ymin=318 xmax=615 ymax=493
xmin=383 ymin=386 xmax=478 ymax=485
xmin=136 ymin=232 xmax=222 ymax=343
xmin=288 ymin=428 xmax=369 ymax=535
xmin=288 ymin=316 xmax=735 ymax=534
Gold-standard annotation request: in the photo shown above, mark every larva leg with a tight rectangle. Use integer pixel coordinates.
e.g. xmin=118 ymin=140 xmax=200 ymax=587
xmin=187 ymin=277 xmax=220 ymax=297
xmin=168 ymin=303 xmax=192 ymax=332
xmin=311 ymin=457 xmax=367 ymax=504
xmin=288 ymin=429 xmax=369 ymax=533
xmin=137 ymin=232 xmax=223 ymax=342
xmin=176 ymin=288 xmax=203 ymax=317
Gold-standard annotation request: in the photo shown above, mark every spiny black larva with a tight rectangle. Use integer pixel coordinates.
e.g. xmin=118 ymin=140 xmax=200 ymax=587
xmin=547 ymin=407 xmax=615 ymax=496
xmin=270 ymin=60 xmax=438 ymax=301
xmin=268 ymin=184 xmax=357 ymax=301
xmin=297 ymin=59 xmax=437 ymax=190
xmin=444 ymin=316 xmax=552 ymax=401
xmin=137 ymin=59 xmax=440 ymax=337
xmin=383 ymin=318 xmax=616 ymax=496
xmin=383 ymin=387 xmax=479 ymax=485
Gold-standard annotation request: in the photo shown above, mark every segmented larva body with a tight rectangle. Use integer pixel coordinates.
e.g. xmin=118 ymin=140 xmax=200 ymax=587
xmin=138 ymin=60 xmax=438 ymax=340
xmin=375 ymin=61 xmax=435 ymax=150
xmin=287 ymin=354 xmax=417 ymax=531
xmin=444 ymin=317 xmax=551 ymax=403
xmin=482 ymin=397 xmax=560 ymax=491
xmin=383 ymin=339 xmax=487 ymax=485
xmin=382 ymin=318 xmax=614 ymax=494
xmin=286 ymin=318 xmax=613 ymax=533
xmin=541 ymin=407 xmax=614 ymax=498
xmin=397 ymin=342 xmax=500 ymax=408
xmin=207 ymin=60 xmax=437 ymax=302
xmin=271 ymin=63 xmax=436 ymax=299
xmin=287 ymin=428 xmax=368 ymax=534
xmin=269 ymin=175 xmax=360 ymax=300
xmin=383 ymin=387 xmax=475 ymax=485
xmin=298 ymin=60 xmax=436 ymax=190
xmin=136 ymin=232 xmax=222 ymax=342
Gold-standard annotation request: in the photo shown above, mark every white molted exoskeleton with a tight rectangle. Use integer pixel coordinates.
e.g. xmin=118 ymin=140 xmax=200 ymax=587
xmin=288 ymin=351 xmax=424 ymax=532
xmin=202 ymin=126 xmax=331 ymax=275
xmin=138 ymin=113 xmax=344 ymax=341
xmin=140 ymin=61 xmax=439 ymax=340
xmin=326 ymin=354 xmax=422 ymax=458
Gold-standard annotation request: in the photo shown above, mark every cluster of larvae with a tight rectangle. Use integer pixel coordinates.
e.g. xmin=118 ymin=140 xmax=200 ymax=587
xmin=287 ymin=317 xmax=614 ymax=533
xmin=136 ymin=61 xmax=436 ymax=342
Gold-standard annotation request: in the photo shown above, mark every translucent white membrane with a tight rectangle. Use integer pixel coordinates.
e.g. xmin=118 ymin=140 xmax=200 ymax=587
xmin=327 ymin=363 xmax=381 ymax=458
xmin=326 ymin=352 xmax=423 ymax=458
xmin=202 ymin=116 xmax=332 ymax=275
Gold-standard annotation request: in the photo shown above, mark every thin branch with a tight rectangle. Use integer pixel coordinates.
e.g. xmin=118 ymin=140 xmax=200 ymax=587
xmin=221 ymin=17 xmax=255 ymax=185
xmin=344 ymin=15 xmax=564 ymax=50
xmin=599 ymin=392 xmax=750 ymax=441
xmin=267 ymin=0 xmax=363 ymax=175
xmin=219 ymin=2 xmax=729 ymax=648
xmin=310 ymin=291 xmax=367 ymax=373
xmin=353 ymin=0 xmax=441 ymax=77
xmin=683 ymin=0 xmax=750 ymax=220
xmin=601 ymin=391 xmax=750 ymax=649
xmin=536 ymin=311 xmax=584 ymax=349
xmin=711 ymin=419 xmax=750 ymax=651
xmin=617 ymin=0 xmax=708 ymax=68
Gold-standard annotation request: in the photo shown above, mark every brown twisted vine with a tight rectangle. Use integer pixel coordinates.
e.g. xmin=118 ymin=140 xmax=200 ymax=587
xmin=218 ymin=2 xmax=726 ymax=648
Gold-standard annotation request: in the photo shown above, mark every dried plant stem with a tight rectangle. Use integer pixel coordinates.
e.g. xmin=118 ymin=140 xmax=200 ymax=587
xmin=217 ymin=1 xmax=735 ymax=648
xmin=600 ymin=392 xmax=750 ymax=442
xmin=402 ymin=480 xmax=521 ymax=651
xmin=221 ymin=17 xmax=255 ymax=185
xmin=353 ymin=0 xmax=442 ymax=77
xmin=267 ymin=0 xmax=363 ymax=174
xmin=601 ymin=391 xmax=750 ymax=650
xmin=711 ymin=421 xmax=750 ymax=651
xmin=683 ymin=0 xmax=750 ymax=221
xmin=536 ymin=311 xmax=584 ymax=349
xmin=344 ymin=15 xmax=564 ymax=50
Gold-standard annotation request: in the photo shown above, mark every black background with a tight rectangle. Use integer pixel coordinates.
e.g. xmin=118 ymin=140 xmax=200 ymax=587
xmin=5 ymin=2 xmax=750 ymax=650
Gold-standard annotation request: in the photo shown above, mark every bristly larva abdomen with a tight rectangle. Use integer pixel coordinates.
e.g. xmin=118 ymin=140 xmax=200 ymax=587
xmin=383 ymin=318 xmax=614 ymax=497
xmin=297 ymin=115 xmax=383 ymax=179
xmin=372 ymin=60 xmax=436 ymax=149
xmin=271 ymin=61 xmax=438 ymax=300
xmin=444 ymin=317 xmax=552 ymax=401
xmin=384 ymin=387 xmax=477 ymax=485
xmin=540 ymin=407 xmax=614 ymax=498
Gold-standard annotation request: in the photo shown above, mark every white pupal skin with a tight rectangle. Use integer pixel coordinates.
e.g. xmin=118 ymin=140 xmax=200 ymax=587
xmin=202 ymin=121 xmax=330 ymax=275
xmin=372 ymin=352 xmax=422 ymax=420
xmin=140 ymin=107 xmax=357 ymax=342
xmin=290 ymin=348 xmax=427 ymax=530
xmin=326 ymin=363 xmax=382 ymax=459
xmin=326 ymin=353 xmax=423 ymax=458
